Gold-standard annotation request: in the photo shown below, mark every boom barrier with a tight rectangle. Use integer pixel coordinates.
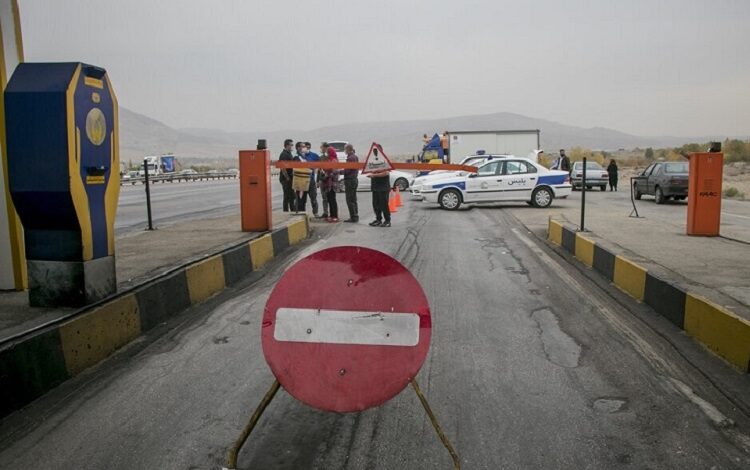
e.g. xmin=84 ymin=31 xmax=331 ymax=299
xmin=275 ymin=161 xmax=478 ymax=172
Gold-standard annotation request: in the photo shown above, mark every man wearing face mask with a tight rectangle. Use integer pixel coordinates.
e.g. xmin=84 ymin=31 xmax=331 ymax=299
xmin=292 ymin=142 xmax=311 ymax=213
xmin=303 ymin=142 xmax=320 ymax=217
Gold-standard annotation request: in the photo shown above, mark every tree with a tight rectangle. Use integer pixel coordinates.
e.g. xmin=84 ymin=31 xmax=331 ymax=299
xmin=644 ymin=148 xmax=654 ymax=160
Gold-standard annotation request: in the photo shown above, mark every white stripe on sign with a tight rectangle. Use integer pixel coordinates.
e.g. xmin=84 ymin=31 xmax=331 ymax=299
xmin=274 ymin=308 xmax=420 ymax=346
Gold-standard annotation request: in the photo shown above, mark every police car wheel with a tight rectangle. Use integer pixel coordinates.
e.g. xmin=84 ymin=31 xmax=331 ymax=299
xmin=439 ymin=189 xmax=461 ymax=210
xmin=531 ymin=187 xmax=553 ymax=208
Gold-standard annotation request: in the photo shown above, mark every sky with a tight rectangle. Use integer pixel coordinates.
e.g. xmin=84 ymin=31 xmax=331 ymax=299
xmin=18 ymin=0 xmax=750 ymax=137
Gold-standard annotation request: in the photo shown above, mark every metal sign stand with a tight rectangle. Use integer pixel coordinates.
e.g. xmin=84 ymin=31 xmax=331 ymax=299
xmin=223 ymin=379 xmax=461 ymax=470
xmin=629 ymin=176 xmax=643 ymax=218
xmin=143 ymin=157 xmax=155 ymax=230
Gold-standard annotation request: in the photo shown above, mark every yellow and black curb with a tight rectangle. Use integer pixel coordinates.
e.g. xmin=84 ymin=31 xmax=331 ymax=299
xmin=0 ymin=217 xmax=310 ymax=419
xmin=548 ymin=218 xmax=750 ymax=373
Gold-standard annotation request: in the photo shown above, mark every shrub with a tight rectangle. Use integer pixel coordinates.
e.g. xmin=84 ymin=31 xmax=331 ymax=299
xmin=723 ymin=187 xmax=745 ymax=198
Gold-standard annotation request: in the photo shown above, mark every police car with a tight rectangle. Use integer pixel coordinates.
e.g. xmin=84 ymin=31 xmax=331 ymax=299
xmin=419 ymin=157 xmax=571 ymax=210
xmin=410 ymin=154 xmax=510 ymax=200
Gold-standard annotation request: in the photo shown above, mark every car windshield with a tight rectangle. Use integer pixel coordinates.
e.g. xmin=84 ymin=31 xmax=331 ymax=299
xmin=330 ymin=142 xmax=347 ymax=151
xmin=665 ymin=162 xmax=688 ymax=173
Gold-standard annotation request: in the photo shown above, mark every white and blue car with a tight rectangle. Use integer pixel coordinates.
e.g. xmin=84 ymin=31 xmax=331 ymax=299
xmin=419 ymin=157 xmax=572 ymax=210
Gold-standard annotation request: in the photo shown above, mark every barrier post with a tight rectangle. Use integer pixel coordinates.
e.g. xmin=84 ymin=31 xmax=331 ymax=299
xmin=239 ymin=140 xmax=272 ymax=232
xmin=687 ymin=144 xmax=723 ymax=236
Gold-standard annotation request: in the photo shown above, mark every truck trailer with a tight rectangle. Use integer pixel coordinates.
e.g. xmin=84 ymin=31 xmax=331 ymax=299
xmin=447 ymin=129 xmax=541 ymax=163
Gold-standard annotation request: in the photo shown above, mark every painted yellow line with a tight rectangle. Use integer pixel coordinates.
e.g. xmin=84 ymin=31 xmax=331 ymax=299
xmin=685 ymin=294 xmax=750 ymax=371
xmin=574 ymin=234 xmax=595 ymax=267
xmin=287 ymin=218 xmax=308 ymax=245
xmin=186 ymin=256 xmax=226 ymax=304
xmin=613 ymin=255 xmax=647 ymax=301
xmin=249 ymin=234 xmax=274 ymax=270
xmin=59 ymin=295 xmax=141 ymax=376
xmin=548 ymin=219 xmax=563 ymax=246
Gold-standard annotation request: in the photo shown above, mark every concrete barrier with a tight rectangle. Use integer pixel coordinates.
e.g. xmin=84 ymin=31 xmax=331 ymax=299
xmin=547 ymin=218 xmax=750 ymax=373
xmin=0 ymin=217 xmax=310 ymax=419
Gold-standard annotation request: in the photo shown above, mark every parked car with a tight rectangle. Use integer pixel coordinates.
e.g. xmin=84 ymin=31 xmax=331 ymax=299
xmin=632 ymin=161 xmax=689 ymax=204
xmin=337 ymin=169 xmax=413 ymax=193
xmin=327 ymin=140 xmax=349 ymax=161
xmin=570 ymin=161 xmax=608 ymax=190
xmin=419 ymin=157 xmax=572 ymax=210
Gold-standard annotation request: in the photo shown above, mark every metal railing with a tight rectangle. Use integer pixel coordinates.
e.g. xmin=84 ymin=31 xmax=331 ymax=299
xmin=120 ymin=171 xmax=238 ymax=185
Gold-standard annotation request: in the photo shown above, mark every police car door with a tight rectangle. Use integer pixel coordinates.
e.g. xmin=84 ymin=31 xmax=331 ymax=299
xmin=465 ymin=160 xmax=502 ymax=202
xmin=498 ymin=160 xmax=537 ymax=200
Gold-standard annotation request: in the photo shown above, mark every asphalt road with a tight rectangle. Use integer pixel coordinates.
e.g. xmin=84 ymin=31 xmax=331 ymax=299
xmin=569 ymin=185 xmax=750 ymax=239
xmin=1 ymin=195 xmax=749 ymax=469
xmin=115 ymin=179 xmax=281 ymax=235
xmin=115 ymin=178 xmax=750 ymax=239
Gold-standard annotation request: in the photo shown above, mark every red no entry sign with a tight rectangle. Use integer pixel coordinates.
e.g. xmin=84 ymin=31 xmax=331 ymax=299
xmin=261 ymin=246 xmax=432 ymax=413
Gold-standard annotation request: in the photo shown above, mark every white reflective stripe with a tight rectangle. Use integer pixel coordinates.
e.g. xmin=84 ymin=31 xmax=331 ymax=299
xmin=274 ymin=308 xmax=420 ymax=346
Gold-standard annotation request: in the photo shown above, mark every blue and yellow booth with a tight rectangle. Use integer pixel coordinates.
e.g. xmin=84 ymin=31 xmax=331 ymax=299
xmin=5 ymin=63 xmax=119 ymax=307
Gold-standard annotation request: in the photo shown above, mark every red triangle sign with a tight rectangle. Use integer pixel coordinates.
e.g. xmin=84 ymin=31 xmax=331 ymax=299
xmin=361 ymin=142 xmax=395 ymax=174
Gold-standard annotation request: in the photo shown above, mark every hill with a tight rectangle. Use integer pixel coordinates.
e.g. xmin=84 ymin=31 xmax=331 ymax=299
xmin=119 ymin=108 xmax=736 ymax=164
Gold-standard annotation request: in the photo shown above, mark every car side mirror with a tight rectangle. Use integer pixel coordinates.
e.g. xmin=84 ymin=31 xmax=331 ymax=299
xmin=468 ymin=173 xmax=477 ymax=178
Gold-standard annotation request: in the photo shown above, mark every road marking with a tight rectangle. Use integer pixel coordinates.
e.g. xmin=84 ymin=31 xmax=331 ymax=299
xmin=274 ymin=308 xmax=420 ymax=346
xmin=512 ymin=227 xmax=750 ymax=452
xmin=723 ymin=212 xmax=750 ymax=220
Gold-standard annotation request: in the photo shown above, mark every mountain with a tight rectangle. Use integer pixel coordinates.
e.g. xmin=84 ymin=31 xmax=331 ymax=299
xmin=119 ymin=108 xmax=731 ymax=163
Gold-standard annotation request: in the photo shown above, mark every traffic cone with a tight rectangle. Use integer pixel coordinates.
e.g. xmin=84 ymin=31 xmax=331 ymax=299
xmin=394 ymin=187 xmax=403 ymax=207
xmin=388 ymin=189 xmax=398 ymax=213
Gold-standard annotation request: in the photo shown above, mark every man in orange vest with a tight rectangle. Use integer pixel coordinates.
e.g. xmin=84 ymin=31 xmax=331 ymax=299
xmin=440 ymin=131 xmax=450 ymax=160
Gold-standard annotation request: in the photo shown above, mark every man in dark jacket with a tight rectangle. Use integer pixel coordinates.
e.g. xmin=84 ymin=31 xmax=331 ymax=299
xmin=279 ymin=139 xmax=296 ymax=212
xmin=559 ymin=149 xmax=571 ymax=173
xmin=343 ymin=144 xmax=359 ymax=223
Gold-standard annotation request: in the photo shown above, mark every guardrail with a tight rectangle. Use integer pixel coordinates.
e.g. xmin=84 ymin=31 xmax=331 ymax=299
xmin=121 ymin=171 xmax=238 ymax=185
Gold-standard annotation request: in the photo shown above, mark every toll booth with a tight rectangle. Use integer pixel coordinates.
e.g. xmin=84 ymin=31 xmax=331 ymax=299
xmin=239 ymin=141 xmax=272 ymax=232
xmin=4 ymin=63 xmax=119 ymax=307
xmin=687 ymin=151 xmax=723 ymax=236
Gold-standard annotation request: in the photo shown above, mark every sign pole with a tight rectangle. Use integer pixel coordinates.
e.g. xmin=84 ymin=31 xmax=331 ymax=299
xmin=224 ymin=379 xmax=280 ymax=470
xmin=580 ymin=157 xmax=587 ymax=232
xmin=143 ymin=157 xmax=154 ymax=230
xmin=411 ymin=379 xmax=461 ymax=469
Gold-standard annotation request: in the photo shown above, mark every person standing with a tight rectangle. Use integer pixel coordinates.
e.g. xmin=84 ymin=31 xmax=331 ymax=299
xmin=279 ymin=139 xmax=296 ymax=212
xmin=292 ymin=142 xmax=311 ymax=212
xmin=367 ymin=148 xmax=392 ymax=227
xmin=559 ymin=149 xmax=571 ymax=173
xmin=440 ymin=131 xmax=450 ymax=160
xmin=320 ymin=142 xmax=339 ymax=223
xmin=607 ymin=159 xmax=619 ymax=191
xmin=303 ymin=142 xmax=320 ymax=217
xmin=318 ymin=144 xmax=329 ymax=218
xmin=343 ymin=144 xmax=359 ymax=223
